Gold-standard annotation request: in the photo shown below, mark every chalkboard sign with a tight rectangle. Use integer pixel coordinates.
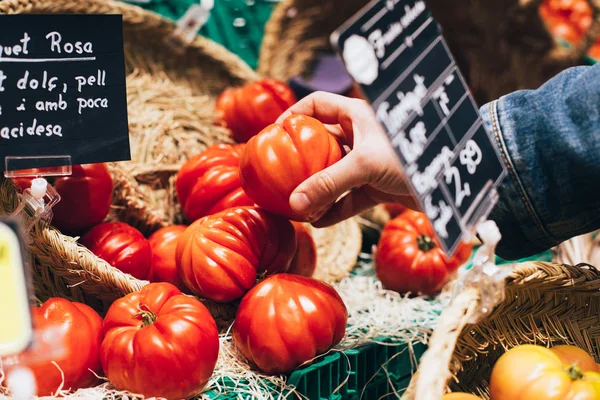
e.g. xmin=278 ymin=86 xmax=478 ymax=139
xmin=0 ymin=15 xmax=130 ymax=171
xmin=331 ymin=0 xmax=508 ymax=255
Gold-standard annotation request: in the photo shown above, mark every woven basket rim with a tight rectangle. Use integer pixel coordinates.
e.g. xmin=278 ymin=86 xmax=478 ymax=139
xmin=402 ymin=260 xmax=600 ymax=399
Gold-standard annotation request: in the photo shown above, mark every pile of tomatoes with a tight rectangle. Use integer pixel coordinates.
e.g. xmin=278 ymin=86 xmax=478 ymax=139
xmin=446 ymin=344 xmax=600 ymax=399
xmin=539 ymin=0 xmax=600 ymax=60
xmin=2 ymin=78 xmax=354 ymax=399
xmin=2 ymin=76 xmax=479 ymax=399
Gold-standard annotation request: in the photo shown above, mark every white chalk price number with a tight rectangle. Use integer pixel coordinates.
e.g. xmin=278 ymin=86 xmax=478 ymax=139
xmin=445 ymin=140 xmax=482 ymax=208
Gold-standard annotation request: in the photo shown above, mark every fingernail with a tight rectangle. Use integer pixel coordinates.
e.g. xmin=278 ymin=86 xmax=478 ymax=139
xmin=290 ymin=193 xmax=311 ymax=213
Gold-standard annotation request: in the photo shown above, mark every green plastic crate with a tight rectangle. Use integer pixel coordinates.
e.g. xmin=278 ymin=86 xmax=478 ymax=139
xmin=287 ymin=353 xmax=344 ymax=400
xmin=350 ymin=375 xmax=412 ymax=400
xmin=203 ymin=339 xmax=426 ymax=399
xmin=340 ymin=339 xmax=427 ymax=397
xmin=123 ymin=0 xmax=276 ymax=69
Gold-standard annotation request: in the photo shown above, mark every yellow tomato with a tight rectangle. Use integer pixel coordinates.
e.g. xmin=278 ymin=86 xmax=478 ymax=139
xmin=442 ymin=393 xmax=483 ymax=400
xmin=490 ymin=345 xmax=600 ymax=400
xmin=551 ymin=345 xmax=598 ymax=372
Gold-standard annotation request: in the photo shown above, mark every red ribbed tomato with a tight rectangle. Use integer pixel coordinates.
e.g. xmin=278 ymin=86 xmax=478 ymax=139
xmin=101 ymin=283 xmax=219 ymax=400
xmin=233 ymin=274 xmax=347 ymax=374
xmin=81 ymin=222 xmax=152 ymax=280
xmin=375 ymin=210 xmax=472 ymax=295
xmin=148 ymin=225 xmax=188 ymax=291
xmin=288 ymin=222 xmax=317 ymax=277
xmin=176 ymin=207 xmax=297 ymax=302
xmin=240 ymin=114 xmax=343 ymax=221
xmin=13 ymin=163 xmax=113 ymax=234
xmin=215 ymin=78 xmax=296 ymax=143
xmin=590 ymin=43 xmax=600 ymax=60
xmin=539 ymin=2 xmax=583 ymax=43
xmin=2 ymin=298 xmax=103 ymax=396
xmin=176 ymin=144 xmax=254 ymax=222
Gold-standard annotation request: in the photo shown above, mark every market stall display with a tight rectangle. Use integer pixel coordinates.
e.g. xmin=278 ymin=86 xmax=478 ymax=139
xmin=1 ymin=0 xmax=597 ymax=399
xmin=0 ymin=0 xmax=378 ymax=396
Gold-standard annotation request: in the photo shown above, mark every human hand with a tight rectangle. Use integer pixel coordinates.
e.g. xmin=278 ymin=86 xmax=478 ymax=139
xmin=278 ymin=91 xmax=419 ymax=228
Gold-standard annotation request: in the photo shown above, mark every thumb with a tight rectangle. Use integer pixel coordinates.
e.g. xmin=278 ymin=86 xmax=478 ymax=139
xmin=289 ymin=153 xmax=369 ymax=216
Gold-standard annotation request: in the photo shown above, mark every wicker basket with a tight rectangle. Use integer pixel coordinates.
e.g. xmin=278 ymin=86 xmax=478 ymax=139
xmin=401 ymin=261 xmax=600 ymax=400
xmin=259 ymin=0 xmax=600 ymax=105
xmin=0 ymin=0 xmax=362 ymax=315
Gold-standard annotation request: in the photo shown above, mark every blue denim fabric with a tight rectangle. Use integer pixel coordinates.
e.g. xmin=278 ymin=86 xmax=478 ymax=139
xmin=480 ymin=63 xmax=600 ymax=260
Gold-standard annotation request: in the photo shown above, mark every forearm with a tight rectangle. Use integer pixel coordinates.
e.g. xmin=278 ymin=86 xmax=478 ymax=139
xmin=482 ymin=64 xmax=600 ymax=260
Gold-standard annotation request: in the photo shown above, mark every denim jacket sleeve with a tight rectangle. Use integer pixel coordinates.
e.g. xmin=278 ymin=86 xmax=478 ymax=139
xmin=480 ymin=63 xmax=600 ymax=260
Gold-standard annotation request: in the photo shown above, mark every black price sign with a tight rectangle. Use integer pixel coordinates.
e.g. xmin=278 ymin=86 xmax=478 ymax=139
xmin=0 ymin=15 xmax=130 ymax=171
xmin=331 ymin=0 xmax=507 ymax=255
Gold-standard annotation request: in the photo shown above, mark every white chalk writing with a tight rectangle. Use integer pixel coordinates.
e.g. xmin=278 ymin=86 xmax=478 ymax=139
xmin=0 ymin=119 xmax=62 ymax=139
xmin=433 ymin=200 xmax=453 ymax=239
xmin=0 ymin=70 xmax=6 ymax=92
xmin=367 ymin=1 xmax=426 ymax=59
xmin=410 ymin=146 xmax=454 ymax=194
xmin=0 ymin=30 xmax=109 ymax=141
xmin=376 ymin=74 xmax=426 ymax=135
xmin=391 ymin=121 xmax=427 ymax=164
xmin=460 ymin=139 xmax=482 ymax=174
xmin=46 ymin=32 xmax=93 ymax=55
xmin=0 ymin=33 xmax=31 ymax=59
xmin=445 ymin=166 xmax=471 ymax=208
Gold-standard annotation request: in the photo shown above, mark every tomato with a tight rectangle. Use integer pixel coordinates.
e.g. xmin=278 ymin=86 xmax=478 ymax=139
xmin=490 ymin=345 xmax=600 ymax=400
xmin=176 ymin=144 xmax=254 ymax=222
xmin=1 ymin=298 xmax=103 ymax=396
xmin=101 ymin=283 xmax=219 ymax=400
xmin=288 ymin=222 xmax=317 ymax=277
xmin=384 ymin=203 xmax=407 ymax=218
xmin=540 ymin=3 xmax=582 ymax=43
xmin=589 ymin=42 xmax=600 ymax=60
xmin=215 ymin=78 xmax=296 ymax=143
xmin=13 ymin=163 xmax=113 ymax=234
xmin=148 ymin=225 xmax=188 ymax=291
xmin=552 ymin=21 xmax=582 ymax=43
xmin=442 ymin=394 xmax=483 ymax=400
xmin=233 ymin=274 xmax=347 ymax=374
xmin=81 ymin=222 xmax=152 ymax=280
xmin=570 ymin=0 xmax=592 ymax=32
xmin=551 ymin=345 xmax=598 ymax=372
xmin=240 ymin=114 xmax=344 ymax=221
xmin=375 ymin=210 xmax=472 ymax=295
xmin=176 ymin=206 xmax=297 ymax=302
